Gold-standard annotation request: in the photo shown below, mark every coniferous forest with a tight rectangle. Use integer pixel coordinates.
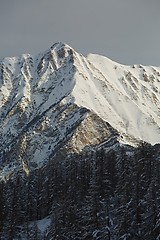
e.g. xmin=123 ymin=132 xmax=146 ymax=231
xmin=0 ymin=142 xmax=160 ymax=239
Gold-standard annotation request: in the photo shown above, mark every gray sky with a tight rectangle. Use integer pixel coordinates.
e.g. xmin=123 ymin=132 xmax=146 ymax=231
xmin=0 ymin=0 xmax=160 ymax=65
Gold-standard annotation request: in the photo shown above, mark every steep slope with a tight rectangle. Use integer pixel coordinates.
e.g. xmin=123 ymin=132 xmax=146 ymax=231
xmin=0 ymin=42 xmax=160 ymax=179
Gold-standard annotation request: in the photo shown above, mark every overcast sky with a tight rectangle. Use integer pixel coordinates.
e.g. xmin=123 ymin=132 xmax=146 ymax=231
xmin=0 ymin=0 xmax=160 ymax=65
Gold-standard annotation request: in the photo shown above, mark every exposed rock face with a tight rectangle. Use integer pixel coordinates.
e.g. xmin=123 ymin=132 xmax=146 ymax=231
xmin=0 ymin=42 xmax=160 ymax=179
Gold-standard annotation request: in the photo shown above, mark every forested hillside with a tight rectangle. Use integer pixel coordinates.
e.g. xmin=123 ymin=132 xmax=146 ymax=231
xmin=0 ymin=142 xmax=160 ymax=239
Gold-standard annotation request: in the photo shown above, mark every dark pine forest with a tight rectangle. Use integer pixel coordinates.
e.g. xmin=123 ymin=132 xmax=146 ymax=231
xmin=0 ymin=142 xmax=160 ymax=239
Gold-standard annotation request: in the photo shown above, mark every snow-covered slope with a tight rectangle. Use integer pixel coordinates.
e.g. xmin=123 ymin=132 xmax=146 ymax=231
xmin=0 ymin=42 xmax=160 ymax=178
xmin=70 ymin=51 xmax=160 ymax=144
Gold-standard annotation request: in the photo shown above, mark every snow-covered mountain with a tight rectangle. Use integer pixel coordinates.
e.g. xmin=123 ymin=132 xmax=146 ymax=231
xmin=0 ymin=42 xmax=160 ymax=179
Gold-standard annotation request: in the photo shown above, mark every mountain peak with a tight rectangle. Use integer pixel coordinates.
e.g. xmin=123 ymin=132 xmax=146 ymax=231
xmin=0 ymin=43 xmax=160 ymax=146
xmin=0 ymin=43 xmax=160 ymax=239
xmin=50 ymin=41 xmax=69 ymax=50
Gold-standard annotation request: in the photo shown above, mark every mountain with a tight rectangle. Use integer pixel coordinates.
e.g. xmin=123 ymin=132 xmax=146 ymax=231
xmin=0 ymin=42 xmax=160 ymax=179
xmin=0 ymin=42 xmax=160 ymax=239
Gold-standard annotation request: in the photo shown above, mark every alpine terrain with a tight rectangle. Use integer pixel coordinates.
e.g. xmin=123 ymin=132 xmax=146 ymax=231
xmin=0 ymin=42 xmax=160 ymax=239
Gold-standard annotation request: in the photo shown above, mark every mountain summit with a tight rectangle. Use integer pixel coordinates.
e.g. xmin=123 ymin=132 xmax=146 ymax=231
xmin=0 ymin=43 xmax=160 ymax=239
xmin=0 ymin=42 xmax=160 ymax=178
